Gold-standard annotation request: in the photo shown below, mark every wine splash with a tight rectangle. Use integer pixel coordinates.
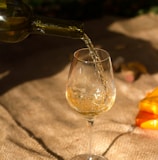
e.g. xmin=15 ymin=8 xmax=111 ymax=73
xmin=81 ymin=33 xmax=106 ymax=88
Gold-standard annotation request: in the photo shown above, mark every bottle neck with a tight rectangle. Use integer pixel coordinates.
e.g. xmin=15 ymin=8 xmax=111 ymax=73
xmin=31 ymin=16 xmax=84 ymax=39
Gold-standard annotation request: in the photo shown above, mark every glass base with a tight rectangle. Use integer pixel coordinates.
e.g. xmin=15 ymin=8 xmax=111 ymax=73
xmin=70 ymin=154 xmax=108 ymax=160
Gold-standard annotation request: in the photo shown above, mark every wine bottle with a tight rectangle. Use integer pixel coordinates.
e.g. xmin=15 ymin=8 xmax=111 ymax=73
xmin=0 ymin=0 xmax=84 ymax=43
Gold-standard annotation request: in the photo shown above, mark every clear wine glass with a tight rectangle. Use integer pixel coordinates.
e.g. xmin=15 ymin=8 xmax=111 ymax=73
xmin=66 ymin=48 xmax=116 ymax=160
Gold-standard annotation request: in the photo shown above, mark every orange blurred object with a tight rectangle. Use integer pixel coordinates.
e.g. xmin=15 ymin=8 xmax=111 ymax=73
xmin=136 ymin=111 xmax=158 ymax=129
xmin=136 ymin=87 xmax=158 ymax=129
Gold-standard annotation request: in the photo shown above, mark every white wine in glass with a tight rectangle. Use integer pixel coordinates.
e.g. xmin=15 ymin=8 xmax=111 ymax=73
xmin=66 ymin=48 xmax=116 ymax=160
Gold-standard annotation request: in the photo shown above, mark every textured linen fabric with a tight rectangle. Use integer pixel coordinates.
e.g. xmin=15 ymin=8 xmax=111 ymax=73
xmin=0 ymin=14 xmax=158 ymax=160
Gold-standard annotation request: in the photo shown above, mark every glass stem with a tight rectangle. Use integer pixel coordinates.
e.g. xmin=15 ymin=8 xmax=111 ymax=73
xmin=87 ymin=119 xmax=94 ymax=160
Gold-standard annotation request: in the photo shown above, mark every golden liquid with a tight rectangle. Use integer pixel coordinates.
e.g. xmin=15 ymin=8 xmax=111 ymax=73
xmin=66 ymin=87 xmax=115 ymax=119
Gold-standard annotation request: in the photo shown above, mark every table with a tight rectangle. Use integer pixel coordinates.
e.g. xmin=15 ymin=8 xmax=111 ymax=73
xmin=0 ymin=14 xmax=158 ymax=160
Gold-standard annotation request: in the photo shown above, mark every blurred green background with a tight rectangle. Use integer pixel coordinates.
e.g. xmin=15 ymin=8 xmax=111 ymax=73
xmin=24 ymin=0 xmax=158 ymax=20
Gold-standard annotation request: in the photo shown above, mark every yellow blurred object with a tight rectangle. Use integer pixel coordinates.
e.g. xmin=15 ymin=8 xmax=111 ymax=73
xmin=139 ymin=87 xmax=158 ymax=115
xmin=141 ymin=120 xmax=158 ymax=130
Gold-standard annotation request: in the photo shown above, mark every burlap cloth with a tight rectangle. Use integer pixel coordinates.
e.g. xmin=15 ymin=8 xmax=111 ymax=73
xmin=0 ymin=14 xmax=158 ymax=160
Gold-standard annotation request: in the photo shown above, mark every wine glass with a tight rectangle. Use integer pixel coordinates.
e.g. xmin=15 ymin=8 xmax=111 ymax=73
xmin=65 ymin=48 xmax=116 ymax=160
